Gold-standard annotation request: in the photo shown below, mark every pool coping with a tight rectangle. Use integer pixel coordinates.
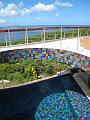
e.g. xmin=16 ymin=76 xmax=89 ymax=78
xmin=73 ymin=73 xmax=90 ymax=101
xmin=0 ymin=70 xmax=69 ymax=90
xmin=0 ymin=70 xmax=90 ymax=102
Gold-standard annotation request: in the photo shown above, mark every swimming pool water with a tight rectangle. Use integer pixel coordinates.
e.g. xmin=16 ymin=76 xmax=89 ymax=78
xmin=0 ymin=74 xmax=90 ymax=120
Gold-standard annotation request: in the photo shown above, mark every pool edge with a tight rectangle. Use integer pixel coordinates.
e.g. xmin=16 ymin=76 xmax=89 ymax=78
xmin=73 ymin=73 xmax=90 ymax=101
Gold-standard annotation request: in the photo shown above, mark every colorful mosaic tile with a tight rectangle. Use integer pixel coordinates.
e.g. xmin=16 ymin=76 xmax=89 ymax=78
xmin=0 ymin=48 xmax=90 ymax=73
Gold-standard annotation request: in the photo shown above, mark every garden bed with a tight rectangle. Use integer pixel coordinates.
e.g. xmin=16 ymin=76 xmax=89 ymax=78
xmin=0 ymin=59 xmax=69 ymax=88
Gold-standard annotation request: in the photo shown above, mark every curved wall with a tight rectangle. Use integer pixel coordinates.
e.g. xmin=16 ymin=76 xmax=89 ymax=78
xmin=0 ymin=48 xmax=90 ymax=73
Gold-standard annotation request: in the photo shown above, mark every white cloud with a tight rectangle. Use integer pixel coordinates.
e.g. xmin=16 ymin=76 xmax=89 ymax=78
xmin=0 ymin=2 xmax=55 ymax=17
xmin=0 ymin=2 xmax=31 ymax=16
xmin=0 ymin=1 xmax=73 ymax=17
xmin=0 ymin=3 xmax=18 ymax=16
xmin=5 ymin=3 xmax=18 ymax=16
xmin=31 ymin=2 xmax=55 ymax=12
xmin=20 ymin=8 xmax=31 ymax=15
xmin=6 ymin=3 xmax=17 ymax=10
xmin=54 ymin=0 xmax=73 ymax=8
xmin=0 ymin=19 xmax=7 ymax=24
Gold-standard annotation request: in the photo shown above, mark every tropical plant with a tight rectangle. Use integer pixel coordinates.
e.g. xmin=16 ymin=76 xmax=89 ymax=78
xmin=24 ymin=65 xmax=36 ymax=81
xmin=0 ymin=59 xmax=69 ymax=85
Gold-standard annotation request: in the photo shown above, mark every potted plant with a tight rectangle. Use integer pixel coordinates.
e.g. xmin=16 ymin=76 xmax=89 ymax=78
xmin=70 ymin=67 xmax=79 ymax=75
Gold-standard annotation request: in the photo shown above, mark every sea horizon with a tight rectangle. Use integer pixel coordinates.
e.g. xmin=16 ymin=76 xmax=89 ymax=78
xmin=0 ymin=25 xmax=90 ymax=42
xmin=0 ymin=24 xmax=90 ymax=29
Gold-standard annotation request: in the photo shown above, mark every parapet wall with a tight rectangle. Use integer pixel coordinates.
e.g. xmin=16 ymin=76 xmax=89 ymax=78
xmin=0 ymin=48 xmax=90 ymax=73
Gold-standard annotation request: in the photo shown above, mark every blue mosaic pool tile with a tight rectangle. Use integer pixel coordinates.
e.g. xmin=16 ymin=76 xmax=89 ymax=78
xmin=66 ymin=90 xmax=90 ymax=119
xmin=35 ymin=93 xmax=76 ymax=120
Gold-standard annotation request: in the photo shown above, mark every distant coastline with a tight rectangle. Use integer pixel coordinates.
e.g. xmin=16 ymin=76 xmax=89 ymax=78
xmin=0 ymin=25 xmax=90 ymax=42
xmin=0 ymin=25 xmax=90 ymax=29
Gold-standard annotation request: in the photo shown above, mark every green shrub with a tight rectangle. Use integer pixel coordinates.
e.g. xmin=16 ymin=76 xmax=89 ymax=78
xmin=45 ymin=61 xmax=56 ymax=75
xmin=0 ymin=63 xmax=25 ymax=80
xmin=0 ymin=59 xmax=69 ymax=84
xmin=24 ymin=65 xmax=36 ymax=81
xmin=33 ymin=59 xmax=45 ymax=76
xmin=7 ymin=72 xmax=26 ymax=83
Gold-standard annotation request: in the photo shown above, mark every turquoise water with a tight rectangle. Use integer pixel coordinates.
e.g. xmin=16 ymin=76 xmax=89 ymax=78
xmin=0 ymin=74 xmax=90 ymax=120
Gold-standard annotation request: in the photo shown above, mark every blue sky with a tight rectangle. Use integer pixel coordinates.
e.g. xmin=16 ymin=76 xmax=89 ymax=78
xmin=0 ymin=0 xmax=90 ymax=26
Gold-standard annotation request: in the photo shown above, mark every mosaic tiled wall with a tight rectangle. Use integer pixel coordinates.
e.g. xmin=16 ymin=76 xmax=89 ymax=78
xmin=0 ymin=48 xmax=90 ymax=73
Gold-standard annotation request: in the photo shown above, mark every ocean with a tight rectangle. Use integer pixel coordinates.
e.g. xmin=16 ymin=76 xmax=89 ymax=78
xmin=0 ymin=25 xmax=89 ymax=42
xmin=0 ymin=25 xmax=57 ymax=42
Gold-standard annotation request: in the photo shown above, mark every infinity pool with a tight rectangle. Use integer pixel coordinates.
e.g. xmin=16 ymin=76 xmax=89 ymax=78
xmin=0 ymin=74 xmax=90 ymax=120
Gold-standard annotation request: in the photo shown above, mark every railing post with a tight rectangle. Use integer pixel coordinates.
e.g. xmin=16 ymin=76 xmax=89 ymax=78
xmin=87 ymin=29 xmax=89 ymax=36
xmin=77 ymin=28 xmax=80 ymax=51
xmin=43 ymin=28 xmax=45 ymax=48
xmin=41 ymin=30 xmax=43 ymax=44
xmin=72 ymin=29 xmax=74 ymax=37
xmin=26 ymin=28 xmax=28 ymax=45
xmin=64 ymin=29 xmax=65 ymax=38
xmin=61 ymin=27 xmax=62 ymax=39
xmin=25 ymin=29 xmax=27 ymax=44
xmin=5 ymin=32 xmax=7 ymax=46
xmin=80 ymin=30 xmax=81 ymax=37
xmin=8 ymin=29 xmax=11 ymax=46
xmin=54 ymin=31 xmax=56 ymax=41
xmin=60 ymin=27 xmax=62 ymax=49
